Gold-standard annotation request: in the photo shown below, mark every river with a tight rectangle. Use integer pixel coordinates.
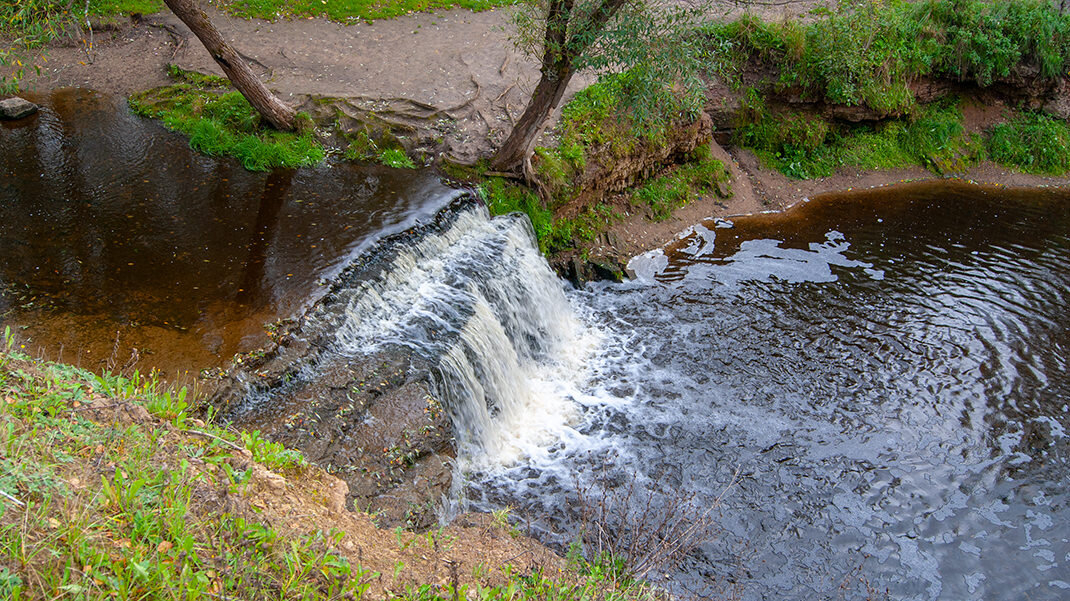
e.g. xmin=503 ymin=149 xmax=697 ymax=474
xmin=2 ymin=92 xmax=1067 ymax=600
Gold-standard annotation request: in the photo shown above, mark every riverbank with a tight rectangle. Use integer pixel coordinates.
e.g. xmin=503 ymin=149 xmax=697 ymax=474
xmin=0 ymin=340 xmax=668 ymax=600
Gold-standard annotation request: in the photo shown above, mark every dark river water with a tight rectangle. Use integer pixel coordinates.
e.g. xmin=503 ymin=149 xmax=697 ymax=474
xmin=463 ymin=181 xmax=1070 ymax=600
xmin=2 ymin=92 xmax=1068 ymax=600
xmin=0 ymin=89 xmax=456 ymax=379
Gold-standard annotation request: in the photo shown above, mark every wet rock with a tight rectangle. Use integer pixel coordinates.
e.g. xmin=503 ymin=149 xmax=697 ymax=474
xmin=0 ymin=97 xmax=38 ymax=120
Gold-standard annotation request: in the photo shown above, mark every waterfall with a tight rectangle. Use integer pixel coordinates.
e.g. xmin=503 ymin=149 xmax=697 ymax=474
xmin=314 ymin=203 xmax=595 ymax=466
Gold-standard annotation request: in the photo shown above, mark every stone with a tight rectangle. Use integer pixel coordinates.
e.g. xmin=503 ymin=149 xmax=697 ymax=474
xmin=0 ymin=97 xmax=38 ymax=120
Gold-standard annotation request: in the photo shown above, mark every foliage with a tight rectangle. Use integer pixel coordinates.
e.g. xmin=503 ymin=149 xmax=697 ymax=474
xmin=129 ymin=83 xmax=324 ymax=171
xmin=1 ymin=0 xmax=75 ymax=93
xmin=1 ymin=0 xmax=162 ymax=92
xmin=987 ymin=111 xmax=1070 ymax=174
xmin=734 ymin=94 xmax=987 ymax=179
xmin=704 ymin=0 xmax=1070 ymax=111
xmin=510 ymin=0 xmax=708 ymax=139
xmin=215 ymin=0 xmax=514 ymax=23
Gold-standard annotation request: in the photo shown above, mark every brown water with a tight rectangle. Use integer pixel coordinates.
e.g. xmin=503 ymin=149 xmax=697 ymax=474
xmin=0 ymin=89 xmax=457 ymax=380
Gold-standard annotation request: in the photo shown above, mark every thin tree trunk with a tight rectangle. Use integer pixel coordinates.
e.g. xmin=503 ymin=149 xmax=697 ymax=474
xmin=163 ymin=0 xmax=295 ymax=131
xmin=490 ymin=69 xmax=573 ymax=172
xmin=490 ymin=0 xmax=630 ymax=172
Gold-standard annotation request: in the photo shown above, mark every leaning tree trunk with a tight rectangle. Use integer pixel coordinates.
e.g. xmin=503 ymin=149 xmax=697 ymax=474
xmin=490 ymin=69 xmax=573 ymax=173
xmin=163 ymin=0 xmax=295 ymax=131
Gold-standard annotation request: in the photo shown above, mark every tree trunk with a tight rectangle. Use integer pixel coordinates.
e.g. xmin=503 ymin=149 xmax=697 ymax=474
xmin=491 ymin=70 xmax=573 ymax=173
xmin=163 ymin=0 xmax=296 ymax=131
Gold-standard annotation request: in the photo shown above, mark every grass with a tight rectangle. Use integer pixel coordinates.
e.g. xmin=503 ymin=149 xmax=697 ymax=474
xmin=0 ymin=327 xmax=668 ymax=600
xmin=633 ymin=144 xmax=730 ymax=222
xmin=987 ymin=111 xmax=1070 ymax=174
xmin=704 ymin=0 xmax=1070 ymax=112
xmin=88 ymin=0 xmax=165 ymax=15
xmin=215 ymin=0 xmax=515 ymax=24
xmin=128 ymin=68 xmax=325 ymax=171
xmin=734 ymin=92 xmax=992 ymax=179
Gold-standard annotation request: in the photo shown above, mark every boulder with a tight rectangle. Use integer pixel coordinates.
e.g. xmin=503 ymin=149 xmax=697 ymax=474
xmin=0 ymin=97 xmax=38 ymax=120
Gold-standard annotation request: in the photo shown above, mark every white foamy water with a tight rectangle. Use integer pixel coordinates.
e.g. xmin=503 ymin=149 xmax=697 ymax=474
xmin=328 ymin=205 xmax=602 ymax=466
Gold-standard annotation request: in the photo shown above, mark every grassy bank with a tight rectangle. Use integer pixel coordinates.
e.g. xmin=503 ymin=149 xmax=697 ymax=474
xmin=707 ymin=0 xmax=1070 ymax=179
xmin=0 ymin=329 xmax=664 ymax=600
xmin=476 ymin=75 xmax=730 ymax=258
xmin=704 ymin=0 xmax=1070 ymax=113
xmin=734 ymin=94 xmax=1070 ymax=179
xmin=129 ymin=68 xmax=325 ymax=171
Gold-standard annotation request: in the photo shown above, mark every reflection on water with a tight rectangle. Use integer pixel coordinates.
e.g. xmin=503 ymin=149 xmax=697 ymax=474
xmin=468 ymin=181 xmax=1070 ymax=600
xmin=0 ymin=89 xmax=457 ymax=379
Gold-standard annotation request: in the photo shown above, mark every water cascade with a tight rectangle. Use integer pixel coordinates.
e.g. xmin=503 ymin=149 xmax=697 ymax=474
xmin=297 ymin=203 xmax=596 ymax=465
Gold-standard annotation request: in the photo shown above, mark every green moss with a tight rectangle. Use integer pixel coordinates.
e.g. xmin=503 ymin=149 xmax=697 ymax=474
xmin=129 ymin=84 xmax=324 ymax=172
xmin=165 ymin=64 xmax=230 ymax=88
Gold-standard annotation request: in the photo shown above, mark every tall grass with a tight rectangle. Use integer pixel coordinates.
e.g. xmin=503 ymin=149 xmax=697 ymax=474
xmin=987 ymin=111 xmax=1070 ymax=174
xmin=734 ymin=94 xmax=986 ymax=178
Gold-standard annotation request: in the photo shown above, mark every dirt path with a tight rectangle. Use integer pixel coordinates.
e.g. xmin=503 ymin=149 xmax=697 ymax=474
xmin=20 ymin=7 xmax=573 ymax=163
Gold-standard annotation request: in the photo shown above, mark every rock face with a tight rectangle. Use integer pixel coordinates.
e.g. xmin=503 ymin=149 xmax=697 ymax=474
xmin=0 ymin=97 xmax=38 ymax=120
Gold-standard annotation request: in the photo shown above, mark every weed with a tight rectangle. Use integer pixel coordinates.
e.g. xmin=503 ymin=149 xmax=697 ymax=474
xmin=378 ymin=148 xmax=417 ymax=169
xmin=240 ymin=429 xmax=306 ymax=471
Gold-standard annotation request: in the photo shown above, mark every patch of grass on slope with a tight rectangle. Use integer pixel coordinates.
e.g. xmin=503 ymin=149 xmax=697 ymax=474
xmin=129 ymin=67 xmax=323 ymax=171
xmin=704 ymin=0 xmax=1070 ymax=112
xmin=734 ymin=93 xmax=985 ymax=179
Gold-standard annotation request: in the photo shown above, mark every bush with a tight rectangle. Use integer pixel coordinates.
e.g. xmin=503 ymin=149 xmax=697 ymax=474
xmin=734 ymin=96 xmax=985 ymax=179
